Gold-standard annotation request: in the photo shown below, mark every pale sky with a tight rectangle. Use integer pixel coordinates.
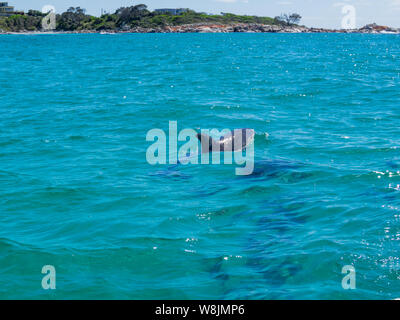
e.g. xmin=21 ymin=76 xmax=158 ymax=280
xmin=10 ymin=0 xmax=400 ymax=29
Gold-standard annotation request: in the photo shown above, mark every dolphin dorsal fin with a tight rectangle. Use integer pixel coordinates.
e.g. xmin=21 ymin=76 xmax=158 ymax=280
xmin=196 ymin=133 xmax=214 ymax=153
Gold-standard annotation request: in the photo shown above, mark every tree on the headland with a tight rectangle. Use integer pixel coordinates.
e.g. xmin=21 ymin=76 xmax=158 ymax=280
xmin=27 ymin=10 xmax=45 ymax=17
xmin=66 ymin=7 xmax=86 ymax=15
xmin=289 ymin=13 xmax=301 ymax=25
xmin=274 ymin=13 xmax=302 ymax=26
xmin=115 ymin=4 xmax=151 ymax=27
xmin=57 ymin=6 xmax=89 ymax=31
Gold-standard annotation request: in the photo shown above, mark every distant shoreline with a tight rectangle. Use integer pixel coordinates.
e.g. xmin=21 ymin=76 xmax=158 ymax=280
xmin=1 ymin=23 xmax=399 ymax=35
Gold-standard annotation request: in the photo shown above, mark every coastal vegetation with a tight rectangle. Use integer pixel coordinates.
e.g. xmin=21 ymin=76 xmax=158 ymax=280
xmin=0 ymin=10 xmax=45 ymax=32
xmin=0 ymin=4 xmax=290 ymax=32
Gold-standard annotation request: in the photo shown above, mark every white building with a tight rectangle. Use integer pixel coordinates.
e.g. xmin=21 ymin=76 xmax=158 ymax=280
xmin=0 ymin=2 xmax=14 ymax=16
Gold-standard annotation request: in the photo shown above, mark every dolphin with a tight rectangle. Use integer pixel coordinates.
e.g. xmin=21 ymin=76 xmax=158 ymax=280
xmin=196 ymin=129 xmax=255 ymax=153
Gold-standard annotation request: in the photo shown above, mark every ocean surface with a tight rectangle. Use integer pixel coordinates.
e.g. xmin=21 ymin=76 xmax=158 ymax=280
xmin=1 ymin=33 xmax=400 ymax=300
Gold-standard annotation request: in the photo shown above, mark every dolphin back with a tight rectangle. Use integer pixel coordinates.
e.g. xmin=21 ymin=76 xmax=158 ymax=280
xmin=197 ymin=129 xmax=255 ymax=153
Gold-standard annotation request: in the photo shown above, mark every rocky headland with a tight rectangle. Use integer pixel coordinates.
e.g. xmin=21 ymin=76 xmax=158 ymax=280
xmin=125 ymin=23 xmax=400 ymax=34
xmin=1 ymin=23 xmax=399 ymax=35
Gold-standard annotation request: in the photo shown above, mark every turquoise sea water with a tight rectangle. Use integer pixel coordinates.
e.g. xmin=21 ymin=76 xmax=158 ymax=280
xmin=1 ymin=33 xmax=400 ymax=300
